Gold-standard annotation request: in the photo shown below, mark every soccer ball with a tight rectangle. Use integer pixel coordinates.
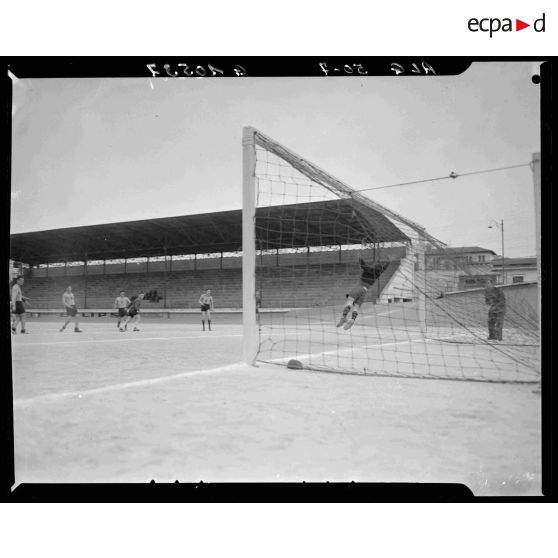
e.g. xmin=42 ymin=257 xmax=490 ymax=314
xmin=287 ymin=359 xmax=303 ymax=370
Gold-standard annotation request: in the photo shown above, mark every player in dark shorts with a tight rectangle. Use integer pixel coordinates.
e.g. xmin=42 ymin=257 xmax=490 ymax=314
xmin=336 ymin=257 xmax=385 ymax=330
xmin=114 ymin=290 xmax=131 ymax=329
xmin=11 ymin=276 xmax=30 ymax=334
xmin=60 ymin=285 xmax=83 ymax=332
xmin=120 ymin=292 xmax=144 ymax=332
xmin=198 ymin=289 xmax=214 ymax=331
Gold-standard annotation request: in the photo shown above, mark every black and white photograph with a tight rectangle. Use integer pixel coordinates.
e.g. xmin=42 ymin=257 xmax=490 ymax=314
xmin=7 ymin=59 xmax=544 ymax=496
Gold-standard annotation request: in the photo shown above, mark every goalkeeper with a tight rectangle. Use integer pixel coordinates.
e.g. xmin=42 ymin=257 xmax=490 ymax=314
xmin=337 ymin=257 xmax=385 ymax=330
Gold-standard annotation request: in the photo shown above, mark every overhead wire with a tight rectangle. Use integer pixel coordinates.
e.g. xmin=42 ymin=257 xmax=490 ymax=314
xmin=353 ymin=163 xmax=531 ymax=193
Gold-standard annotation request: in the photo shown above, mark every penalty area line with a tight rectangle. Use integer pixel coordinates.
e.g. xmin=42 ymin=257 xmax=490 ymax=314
xmin=14 ymin=362 xmax=245 ymax=408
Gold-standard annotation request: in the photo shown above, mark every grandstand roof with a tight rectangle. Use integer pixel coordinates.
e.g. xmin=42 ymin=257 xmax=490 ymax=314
xmin=10 ymin=199 xmax=409 ymax=266
xmin=426 ymin=246 xmax=497 ymax=256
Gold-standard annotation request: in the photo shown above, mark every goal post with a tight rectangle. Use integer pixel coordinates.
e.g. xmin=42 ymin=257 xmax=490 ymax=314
xmin=531 ymin=152 xmax=541 ymax=319
xmin=242 ymin=126 xmax=540 ymax=383
xmin=531 ymin=151 xmax=541 ymax=381
xmin=242 ymin=126 xmax=258 ymax=364
xmin=413 ymin=234 xmax=428 ymax=338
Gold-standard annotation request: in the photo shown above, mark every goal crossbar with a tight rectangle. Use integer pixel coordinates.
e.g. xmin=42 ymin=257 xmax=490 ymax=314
xmin=251 ymin=127 xmax=441 ymax=247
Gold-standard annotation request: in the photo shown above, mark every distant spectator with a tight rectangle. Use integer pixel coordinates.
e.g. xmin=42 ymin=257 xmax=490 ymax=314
xmin=144 ymin=289 xmax=162 ymax=302
xmin=484 ymin=279 xmax=506 ymax=341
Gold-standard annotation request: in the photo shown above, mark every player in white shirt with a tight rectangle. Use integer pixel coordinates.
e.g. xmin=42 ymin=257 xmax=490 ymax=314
xmin=198 ymin=289 xmax=214 ymax=331
xmin=11 ymin=276 xmax=30 ymax=334
xmin=60 ymin=286 xmax=83 ymax=332
xmin=114 ymin=290 xmax=131 ymax=329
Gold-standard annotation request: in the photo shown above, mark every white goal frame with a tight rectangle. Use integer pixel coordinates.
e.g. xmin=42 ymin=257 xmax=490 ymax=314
xmin=242 ymin=127 xmax=258 ymax=364
xmin=242 ymin=126 xmax=431 ymax=366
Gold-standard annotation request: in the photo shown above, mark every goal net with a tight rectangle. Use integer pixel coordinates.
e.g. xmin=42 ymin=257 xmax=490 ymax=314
xmin=242 ymin=127 xmax=540 ymax=383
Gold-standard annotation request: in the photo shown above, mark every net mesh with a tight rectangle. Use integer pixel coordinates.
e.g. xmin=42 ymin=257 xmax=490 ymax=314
xmin=250 ymin=130 xmax=540 ymax=383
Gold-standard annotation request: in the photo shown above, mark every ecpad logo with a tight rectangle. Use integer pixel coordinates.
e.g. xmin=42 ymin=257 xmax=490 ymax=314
xmin=468 ymin=13 xmax=546 ymax=37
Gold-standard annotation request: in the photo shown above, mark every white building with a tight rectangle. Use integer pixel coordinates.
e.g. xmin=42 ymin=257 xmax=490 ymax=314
xmin=425 ymin=246 xmax=497 ymax=294
xmin=424 ymin=248 xmax=538 ymax=295
xmin=491 ymin=257 xmax=538 ymax=285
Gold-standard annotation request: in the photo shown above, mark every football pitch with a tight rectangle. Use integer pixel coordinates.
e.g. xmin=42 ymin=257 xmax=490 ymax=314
xmin=11 ymin=315 xmax=541 ymax=494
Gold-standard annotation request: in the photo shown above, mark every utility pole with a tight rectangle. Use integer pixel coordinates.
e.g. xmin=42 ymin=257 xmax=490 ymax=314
xmin=488 ymin=219 xmax=505 ymax=284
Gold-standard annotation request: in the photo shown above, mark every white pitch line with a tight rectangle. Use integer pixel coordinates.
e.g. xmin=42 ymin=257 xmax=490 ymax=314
xmin=11 ymin=333 xmax=243 ymax=347
xmin=14 ymin=362 xmax=246 ymax=408
xmin=267 ymin=338 xmax=423 ymax=363
xmin=260 ymin=327 xmax=422 ymax=342
xmin=360 ymin=310 xmax=403 ymax=319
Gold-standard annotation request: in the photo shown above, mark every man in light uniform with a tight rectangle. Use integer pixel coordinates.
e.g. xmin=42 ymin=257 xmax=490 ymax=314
xmin=11 ymin=276 xmax=30 ymax=334
xmin=114 ymin=290 xmax=131 ymax=329
xmin=198 ymin=289 xmax=214 ymax=331
xmin=60 ymin=286 xmax=83 ymax=333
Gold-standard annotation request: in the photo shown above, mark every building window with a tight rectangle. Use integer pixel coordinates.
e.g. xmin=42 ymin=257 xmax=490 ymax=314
xmin=512 ymin=275 xmax=524 ymax=284
xmin=479 ymin=255 xmax=485 ymax=262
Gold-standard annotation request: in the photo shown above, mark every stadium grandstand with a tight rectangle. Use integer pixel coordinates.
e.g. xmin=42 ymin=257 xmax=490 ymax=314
xmin=9 ymin=200 xmax=406 ymax=314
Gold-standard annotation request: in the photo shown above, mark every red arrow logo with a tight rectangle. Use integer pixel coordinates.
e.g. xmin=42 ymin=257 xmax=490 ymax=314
xmin=516 ymin=19 xmax=530 ymax=31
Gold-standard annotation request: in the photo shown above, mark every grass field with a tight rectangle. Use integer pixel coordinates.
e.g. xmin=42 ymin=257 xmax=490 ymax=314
xmin=11 ymin=314 xmax=541 ymax=494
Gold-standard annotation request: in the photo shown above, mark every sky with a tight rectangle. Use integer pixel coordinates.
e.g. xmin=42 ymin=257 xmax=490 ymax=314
xmin=10 ymin=62 xmax=541 ymax=258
